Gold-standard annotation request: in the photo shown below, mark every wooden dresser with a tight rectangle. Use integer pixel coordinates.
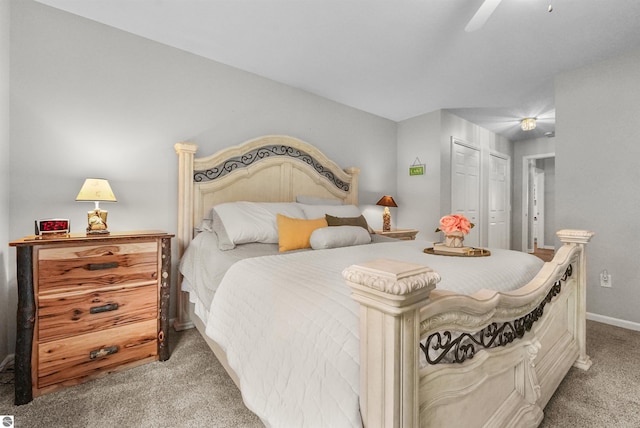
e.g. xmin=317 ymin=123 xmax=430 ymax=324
xmin=9 ymin=230 xmax=173 ymax=405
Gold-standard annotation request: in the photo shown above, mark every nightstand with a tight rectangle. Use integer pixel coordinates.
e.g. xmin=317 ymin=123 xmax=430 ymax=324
xmin=374 ymin=228 xmax=419 ymax=240
xmin=9 ymin=230 xmax=173 ymax=405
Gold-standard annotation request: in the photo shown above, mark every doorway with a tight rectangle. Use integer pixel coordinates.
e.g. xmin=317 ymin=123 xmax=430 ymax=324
xmin=532 ymin=167 xmax=545 ymax=248
xmin=521 ymin=154 xmax=555 ymax=253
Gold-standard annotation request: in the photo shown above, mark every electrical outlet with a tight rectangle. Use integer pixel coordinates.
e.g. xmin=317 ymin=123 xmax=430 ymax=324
xmin=600 ymin=270 xmax=612 ymax=288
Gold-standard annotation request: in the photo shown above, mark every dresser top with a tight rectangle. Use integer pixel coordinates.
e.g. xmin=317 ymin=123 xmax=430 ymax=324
xmin=9 ymin=230 xmax=174 ymax=247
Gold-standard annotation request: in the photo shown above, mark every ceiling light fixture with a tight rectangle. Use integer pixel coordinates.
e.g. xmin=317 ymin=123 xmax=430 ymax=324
xmin=521 ymin=118 xmax=537 ymax=131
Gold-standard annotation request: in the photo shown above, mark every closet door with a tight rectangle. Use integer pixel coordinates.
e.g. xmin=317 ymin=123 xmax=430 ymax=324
xmin=451 ymin=140 xmax=480 ymax=247
xmin=488 ymin=153 xmax=510 ymax=249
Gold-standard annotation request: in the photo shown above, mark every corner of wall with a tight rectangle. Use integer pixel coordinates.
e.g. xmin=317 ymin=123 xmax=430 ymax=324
xmin=1 ymin=0 xmax=12 ymax=361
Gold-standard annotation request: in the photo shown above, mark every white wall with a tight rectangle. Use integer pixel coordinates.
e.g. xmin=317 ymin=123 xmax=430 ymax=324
xmin=1 ymin=0 xmax=11 ymax=363
xmin=556 ymin=47 xmax=640 ymax=325
xmin=6 ymin=0 xmax=397 ymax=354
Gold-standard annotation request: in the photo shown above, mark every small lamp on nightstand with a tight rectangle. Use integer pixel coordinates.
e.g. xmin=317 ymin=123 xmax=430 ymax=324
xmin=75 ymin=178 xmax=117 ymax=235
xmin=376 ymin=195 xmax=397 ymax=232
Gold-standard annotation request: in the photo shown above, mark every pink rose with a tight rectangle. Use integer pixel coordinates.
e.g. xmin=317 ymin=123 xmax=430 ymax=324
xmin=439 ymin=215 xmax=460 ymax=234
xmin=438 ymin=214 xmax=473 ymax=235
xmin=452 ymin=214 xmax=472 ymax=234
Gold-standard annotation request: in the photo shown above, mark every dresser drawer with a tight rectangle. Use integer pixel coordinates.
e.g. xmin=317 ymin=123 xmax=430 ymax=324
xmin=37 ymin=318 xmax=158 ymax=389
xmin=38 ymin=283 xmax=158 ymax=342
xmin=37 ymin=242 xmax=159 ymax=294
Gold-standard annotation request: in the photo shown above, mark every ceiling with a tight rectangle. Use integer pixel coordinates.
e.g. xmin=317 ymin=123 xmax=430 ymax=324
xmin=34 ymin=0 xmax=640 ymax=142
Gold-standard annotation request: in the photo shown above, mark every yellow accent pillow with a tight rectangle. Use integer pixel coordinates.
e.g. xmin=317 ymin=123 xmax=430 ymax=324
xmin=277 ymin=214 xmax=328 ymax=252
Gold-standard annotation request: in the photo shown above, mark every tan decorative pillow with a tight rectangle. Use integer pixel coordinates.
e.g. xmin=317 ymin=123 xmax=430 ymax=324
xmin=277 ymin=214 xmax=328 ymax=252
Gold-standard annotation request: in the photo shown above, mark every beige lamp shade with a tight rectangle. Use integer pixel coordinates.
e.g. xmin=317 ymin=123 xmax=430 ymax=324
xmin=76 ymin=178 xmax=117 ymax=203
xmin=76 ymin=178 xmax=116 ymax=234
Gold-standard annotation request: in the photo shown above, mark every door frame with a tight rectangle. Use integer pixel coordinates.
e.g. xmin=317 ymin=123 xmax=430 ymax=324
xmin=533 ymin=167 xmax=545 ymax=249
xmin=489 ymin=150 xmax=511 ymax=249
xmin=521 ymin=152 xmax=555 ymax=253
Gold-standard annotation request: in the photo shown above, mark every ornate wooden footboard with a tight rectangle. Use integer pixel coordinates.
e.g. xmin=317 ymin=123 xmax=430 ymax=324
xmin=344 ymin=229 xmax=593 ymax=428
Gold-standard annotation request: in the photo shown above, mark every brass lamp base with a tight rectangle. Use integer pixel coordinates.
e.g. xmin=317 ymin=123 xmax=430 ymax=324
xmin=382 ymin=208 xmax=391 ymax=232
xmin=86 ymin=209 xmax=109 ymax=235
xmin=86 ymin=229 xmax=110 ymax=235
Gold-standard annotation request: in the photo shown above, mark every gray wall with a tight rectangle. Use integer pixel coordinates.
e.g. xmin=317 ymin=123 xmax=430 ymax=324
xmin=4 ymin=0 xmax=397 ymax=356
xmin=1 ymin=0 xmax=11 ymax=363
xmin=556 ymin=47 xmax=640 ymax=325
xmin=396 ymin=110 xmax=442 ymax=240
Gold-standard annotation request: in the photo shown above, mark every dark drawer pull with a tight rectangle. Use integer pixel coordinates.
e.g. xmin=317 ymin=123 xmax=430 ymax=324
xmin=87 ymin=262 xmax=119 ymax=271
xmin=89 ymin=303 xmax=119 ymax=314
xmin=89 ymin=346 xmax=119 ymax=360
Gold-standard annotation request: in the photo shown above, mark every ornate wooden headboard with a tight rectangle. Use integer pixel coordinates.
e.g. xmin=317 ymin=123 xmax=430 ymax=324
xmin=174 ymin=135 xmax=360 ymax=328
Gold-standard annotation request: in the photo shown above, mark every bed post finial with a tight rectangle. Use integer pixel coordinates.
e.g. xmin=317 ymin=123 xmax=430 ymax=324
xmin=343 ymin=259 xmax=440 ymax=428
xmin=557 ymin=229 xmax=595 ymax=370
xmin=174 ymin=142 xmax=198 ymax=331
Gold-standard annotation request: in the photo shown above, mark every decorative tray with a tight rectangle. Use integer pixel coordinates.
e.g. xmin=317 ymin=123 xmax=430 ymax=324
xmin=424 ymin=246 xmax=491 ymax=257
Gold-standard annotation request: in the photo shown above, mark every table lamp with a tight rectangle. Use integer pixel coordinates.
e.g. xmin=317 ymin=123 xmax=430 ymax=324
xmin=376 ymin=195 xmax=397 ymax=232
xmin=75 ymin=178 xmax=117 ymax=235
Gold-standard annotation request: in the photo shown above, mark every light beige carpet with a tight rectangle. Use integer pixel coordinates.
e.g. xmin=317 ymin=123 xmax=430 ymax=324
xmin=0 ymin=328 xmax=263 ymax=427
xmin=1 ymin=320 xmax=638 ymax=427
xmin=540 ymin=320 xmax=640 ymax=428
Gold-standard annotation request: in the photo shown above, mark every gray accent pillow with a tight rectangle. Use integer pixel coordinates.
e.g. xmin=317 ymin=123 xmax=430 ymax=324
xmin=310 ymin=226 xmax=372 ymax=250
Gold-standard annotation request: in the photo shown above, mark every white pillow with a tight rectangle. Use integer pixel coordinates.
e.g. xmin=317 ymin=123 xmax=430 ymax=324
xmin=209 ymin=209 xmax=235 ymax=250
xmin=310 ymin=226 xmax=372 ymax=250
xmin=211 ymin=202 xmax=306 ymax=249
xmin=296 ymin=195 xmax=343 ymax=206
xmin=195 ymin=218 xmax=213 ymax=233
xmin=298 ymin=203 xmax=362 ymax=220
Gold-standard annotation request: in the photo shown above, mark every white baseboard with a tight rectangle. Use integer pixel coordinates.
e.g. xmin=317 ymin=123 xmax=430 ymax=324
xmin=587 ymin=312 xmax=640 ymax=332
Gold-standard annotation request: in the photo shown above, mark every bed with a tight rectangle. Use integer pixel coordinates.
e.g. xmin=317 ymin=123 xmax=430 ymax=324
xmin=174 ymin=135 xmax=594 ymax=428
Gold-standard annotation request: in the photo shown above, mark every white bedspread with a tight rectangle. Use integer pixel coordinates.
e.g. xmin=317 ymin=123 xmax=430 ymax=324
xmin=180 ymin=231 xmax=280 ymax=321
xmin=201 ymin=240 xmax=543 ymax=428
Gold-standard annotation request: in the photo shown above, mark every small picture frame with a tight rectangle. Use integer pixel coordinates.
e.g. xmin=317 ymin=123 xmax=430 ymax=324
xmin=35 ymin=219 xmax=70 ymax=237
xmin=409 ymin=165 xmax=425 ymax=176
xmin=409 ymin=157 xmax=425 ymax=176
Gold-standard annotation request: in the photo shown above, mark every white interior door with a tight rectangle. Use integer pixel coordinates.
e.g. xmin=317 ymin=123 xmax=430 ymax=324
xmin=451 ymin=141 xmax=480 ymax=247
xmin=533 ymin=168 xmax=545 ymax=249
xmin=488 ymin=153 xmax=509 ymax=249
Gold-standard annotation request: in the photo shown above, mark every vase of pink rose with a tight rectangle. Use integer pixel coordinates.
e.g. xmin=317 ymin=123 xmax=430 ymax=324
xmin=435 ymin=214 xmax=474 ymax=248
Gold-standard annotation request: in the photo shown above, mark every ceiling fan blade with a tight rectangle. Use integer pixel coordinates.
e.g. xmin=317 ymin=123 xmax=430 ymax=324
xmin=465 ymin=0 xmax=502 ymax=32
